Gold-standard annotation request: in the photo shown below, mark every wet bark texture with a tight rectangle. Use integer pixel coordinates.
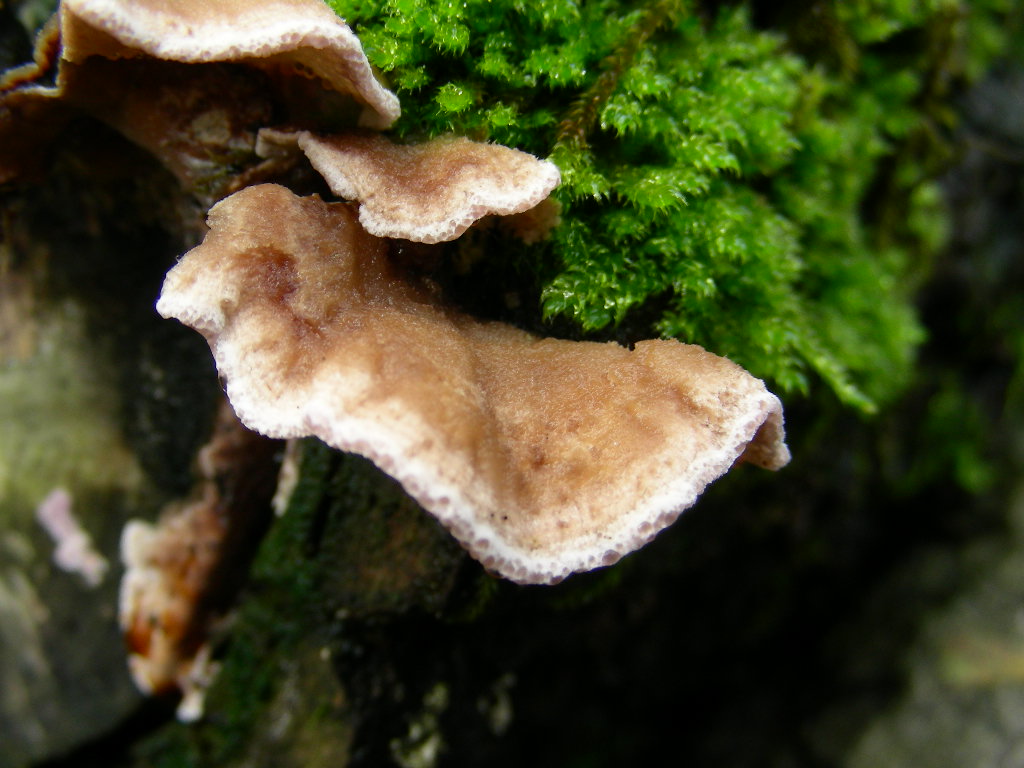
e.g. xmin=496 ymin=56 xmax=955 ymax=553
xmin=2 ymin=17 xmax=1023 ymax=768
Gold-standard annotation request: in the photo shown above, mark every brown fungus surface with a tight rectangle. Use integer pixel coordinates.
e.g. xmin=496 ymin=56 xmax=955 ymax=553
xmin=157 ymin=184 xmax=790 ymax=585
xmin=0 ymin=0 xmax=399 ymax=188
xmin=58 ymin=0 xmax=399 ymax=128
xmin=256 ymin=129 xmax=562 ymax=243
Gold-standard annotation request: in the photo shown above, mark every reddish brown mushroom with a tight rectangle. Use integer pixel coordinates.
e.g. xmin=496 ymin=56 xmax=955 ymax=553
xmin=119 ymin=400 xmax=279 ymax=720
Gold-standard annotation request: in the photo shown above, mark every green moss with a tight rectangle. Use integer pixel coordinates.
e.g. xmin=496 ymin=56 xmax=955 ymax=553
xmin=328 ymin=0 xmax=1007 ymax=414
xmin=315 ymin=452 xmax=464 ymax=616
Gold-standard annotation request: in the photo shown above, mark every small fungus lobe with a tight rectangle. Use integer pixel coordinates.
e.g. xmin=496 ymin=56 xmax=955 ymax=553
xmin=157 ymin=184 xmax=790 ymax=584
xmin=257 ymin=129 xmax=562 ymax=243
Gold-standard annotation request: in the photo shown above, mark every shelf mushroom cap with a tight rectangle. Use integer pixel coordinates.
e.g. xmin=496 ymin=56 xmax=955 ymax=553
xmin=1 ymin=0 xmax=401 ymax=185
xmin=157 ymin=184 xmax=790 ymax=584
xmin=59 ymin=0 xmax=400 ymax=129
xmin=257 ymin=129 xmax=562 ymax=243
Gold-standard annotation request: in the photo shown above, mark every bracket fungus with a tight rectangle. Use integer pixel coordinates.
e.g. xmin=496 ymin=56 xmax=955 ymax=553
xmin=157 ymin=184 xmax=790 ymax=585
xmin=256 ymin=129 xmax=562 ymax=243
xmin=57 ymin=0 xmax=399 ymax=129
xmin=119 ymin=400 xmax=279 ymax=720
xmin=0 ymin=0 xmax=399 ymax=188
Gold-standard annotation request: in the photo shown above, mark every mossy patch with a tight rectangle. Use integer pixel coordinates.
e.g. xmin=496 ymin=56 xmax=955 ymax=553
xmin=330 ymin=0 xmax=1010 ymax=413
